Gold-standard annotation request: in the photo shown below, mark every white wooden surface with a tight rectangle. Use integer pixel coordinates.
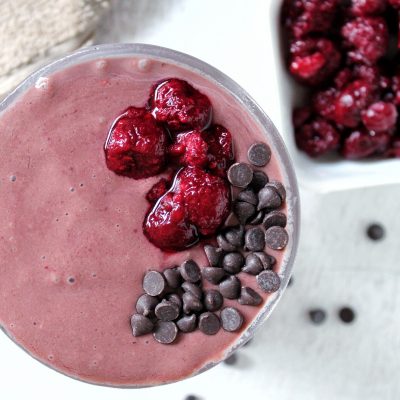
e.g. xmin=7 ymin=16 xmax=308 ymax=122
xmin=1 ymin=1 xmax=399 ymax=399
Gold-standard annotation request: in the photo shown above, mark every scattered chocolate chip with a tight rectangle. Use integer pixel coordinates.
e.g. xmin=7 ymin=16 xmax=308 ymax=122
xmin=242 ymin=253 xmax=264 ymax=275
xmin=219 ymin=276 xmax=241 ymax=299
xmin=202 ymin=267 xmax=227 ymax=284
xmin=131 ymin=314 xmax=154 ymax=337
xmin=224 ymin=226 xmax=244 ymax=248
xmin=222 ymin=252 xmax=244 ymax=274
xmin=136 ymin=294 xmax=159 ymax=317
xmin=182 ymin=292 xmax=203 ymax=314
xmin=248 ymin=210 xmax=264 ymax=225
xmin=221 ymin=307 xmax=244 ymax=332
xmin=224 ymin=353 xmax=238 ymax=365
xmin=257 ymin=186 xmax=282 ymax=210
xmin=247 ymin=142 xmax=271 ymax=167
xmin=227 ymin=162 xmax=253 ymax=188
xmin=263 ymin=210 xmax=287 ymax=229
xmin=254 ymin=251 xmax=274 ymax=269
xmin=257 ymin=270 xmax=281 ymax=293
xmin=245 ymin=227 xmax=266 ymax=251
xmin=180 ymin=259 xmax=201 ymax=283
xmin=198 ymin=312 xmax=221 ymax=335
xmin=182 ymin=281 xmax=203 ymax=299
xmin=224 ymin=212 xmax=240 ymax=227
xmin=153 ymin=321 xmax=178 ymax=344
xmin=143 ymin=270 xmax=166 ymax=296
xmin=309 ymin=309 xmax=326 ymax=324
xmin=155 ymin=300 xmax=180 ymax=321
xmin=163 ymin=267 xmax=182 ymax=289
xmin=238 ymin=287 xmax=263 ymax=306
xmin=166 ymin=293 xmax=182 ymax=311
xmin=177 ymin=314 xmax=197 ymax=333
xmin=339 ymin=307 xmax=355 ymax=323
xmin=237 ymin=189 xmax=258 ymax=205
xmin=266 ymin=181 xmax=286 ymax=202
xmin=233 ymin=201 xmax=256 ymax=225
xmin=265 ymin=226 xmax=289 ymax=250
xmin=366 ymin=223 xmax=385 ymax=241
xmin=250 ymin=170 xmax=269 ymax=192
xmin=203 ymin=244 xmax=223 ymax=267
xmin=217 ymin=233 xmax=237 ymax=251
xmin=204 ymin=289 xmax=223 ymax=311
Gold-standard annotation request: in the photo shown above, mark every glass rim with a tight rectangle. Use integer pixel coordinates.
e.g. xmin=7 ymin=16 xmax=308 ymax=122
xmin=0 ymin=43 xmax=300 ymax=388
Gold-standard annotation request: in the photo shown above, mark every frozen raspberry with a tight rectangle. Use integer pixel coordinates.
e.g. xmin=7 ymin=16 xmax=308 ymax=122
xmin=334 ymin=68 xmax=353 ymax=89
xmin=390 ymin=74 xmax=400 ymax=105
xmin=342 ymin=129 xmax=391 ymax=159
xmin=350 ymin=0 xmax=386 ymax=16
xmin=333 ymin=80 xmax=377 ymax=127
xmin=293 ymin=107 xmax=312 ymax=128
xmin=146 ymin=178 xmax=170 ymax=204
xmin=104 ymin=107 xmax=168 ymax=179
xmin=295 ymin=117 xmax=341 ymax=157
xmin=361 ymin=101 xmax=398 ymax=132
xmin=168 ymin=130 xmax=209 ymax=168
xmin=282 ymin=0 xmax=339 ymax=38
xmin=289 ymin=38 xmax=341 ymax=86
xmin=385 ymin=137 xmax=400 ymax=157
xmin=312 ymin=87 xmax=338 ymax=121
xmin=341 ymin=17 xmax=389 ymax=65
xmin=202 ymin=124 xmax=234 ymax=176
xmin=388 ymin=0 xmax=400 ymax=8
xmin=149 ymin=78 xmax=212 ymax=133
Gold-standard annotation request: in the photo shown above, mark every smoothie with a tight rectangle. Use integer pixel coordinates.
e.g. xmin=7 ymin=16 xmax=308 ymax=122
xmin=0 ymin=47 xmax=296 ymax=386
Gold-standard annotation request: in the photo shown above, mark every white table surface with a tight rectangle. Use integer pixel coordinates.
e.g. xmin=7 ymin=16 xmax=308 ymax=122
xmin=1 ymin=1 xmax=399 ymax=399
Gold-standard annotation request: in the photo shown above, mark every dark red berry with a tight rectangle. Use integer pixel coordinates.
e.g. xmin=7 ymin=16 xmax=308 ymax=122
xmin=104 ymin=107 xmax=168 ymax=179
xmin=385 ymin=137 xmax=400 ymax=157
xmin=149 ymin=78 xmax=212 ymax=132
xmin=312 ymin=87 xmax=338 ymax=121
xmin=334 ymin=68 xmax=353 ymax=89
xmin=341 ymin=17 xmax=389 ymax=65
xmin=146 ymin=178 xmax=170 ymax=204
xmin=390 ymin=74 xmax=400 ymax=105
xmin=388 ymin=0 xmax=400 ymax=9
xmin=361 ymin=101 xmax=398 ymax=132
xmin=342 ymin=129 xmax=391 ymax=159
xmin=293 ymin=107 xmax=312 ymax=128
xmin=295 ymin=117 xmax=340 ymax=157
xmin=350 ymin=0 xmax=386 ymax=16
xmin=289 ymin=38 xmax=341 ymax=86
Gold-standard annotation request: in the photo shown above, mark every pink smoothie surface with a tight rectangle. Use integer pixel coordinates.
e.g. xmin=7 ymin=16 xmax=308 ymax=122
xmin=0 ymin=56 xmax=287 ymax=386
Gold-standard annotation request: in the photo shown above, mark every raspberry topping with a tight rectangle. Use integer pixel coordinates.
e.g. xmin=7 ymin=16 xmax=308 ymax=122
xmin=149 ymin=78 xmax=212 ymax=133
xmin=361 ymin=101 xmax=398 ymax=132
xmin=342 ymin=129 xmax=391 ymax=159
xmin=104 ymin=107 xmax=168 ymax=179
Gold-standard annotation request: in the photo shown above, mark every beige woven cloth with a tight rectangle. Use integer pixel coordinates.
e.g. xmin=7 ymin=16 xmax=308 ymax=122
xmin=0 ymin=0 xmax=109 ymax=98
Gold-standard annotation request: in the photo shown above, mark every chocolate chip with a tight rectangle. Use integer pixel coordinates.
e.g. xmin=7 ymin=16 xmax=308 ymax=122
xmin=222 ymin=252 xmax=244 ymax=274
xmin=265 ymin=226 xmax=289 ymax=250
xmin=263 ymin=211 xmax=287 ymax=229
xmin=242 ymin=253 xmax=264 ymax=275
xmin=238 ymin=287 xmax=263 ymax=306
xmin=182 ymin=281 xmax=203 ymax=299
xmin=366 ymin=223 xmax=385 ymax=241
xmin=143 ymin=270 xmax=166 ymax=296
xmin=182 ymin=292 xmax=203 ymax=314
xmin=135 ymin=294 xmax=159 ymax=317
xmin=237 ymin=189 xmax=258 ymax=205
xmin=202 ymin=267 xmax=226 ymax=284
xmin=216 ymin=233 xmax=236 ymax=251
xmin=248 ymin=210 xmax=264 ymax=225
xmin=254 ymin=251 xmax=274 ymax=269
xmin=198 ymin=312 xmax=221 ymax=335
xmin=233 ymin=201 xmax=256 ymax=225
xmin=204 ymin=244 xmax=223 ymax=267
xmin=131 ymin=314 xmax=154 ymax=337
xmin=221 ymin=307 xmax=244 ymax=332
xmin=224 ymin=226 xmax=244 ymax=248
xmin=257 ymin=270 xmax=281 ymax=293
xmin=180 ymin=259 xmax=201 ymax=283
xmin=153 ymin=321 xmax=178 ymax=344
xmin=224 ymin=353 xmax=238 ymax=365
xmin=155 ymin=300 xmax=180 ymax=321
xmin=247 ymin=142 xmax=271 ymax=167
xmin=204 ymin=289 xmax=223 ymax=311
xmin=177 ymin=314 xmax=197 ymax=333
xmin=257 ymin=186 xmax=282 ymax=210
xmin=245 ymin=227 xmax=265 ymax=251
xmin=166 ymin=293 xmax=182 ymax=311
xmin=163 ymin=267 xmax=181 ymax=289
xmin=227 ymin=163 xmax=253 ymax=188
xmin=250 ymin=170 xmax=269 ymax=192
xmin=309 ymin=309 xmax=326 ymax=324
xmin=266 ymin=181 xmax=286 ymax=202
xmin=339 ymin=307 xmax=355 ymax=323
xmin=219 ymin=276 xmax=241 ymax=299
xmin=224 ymin=212 xmax=240 ymax=227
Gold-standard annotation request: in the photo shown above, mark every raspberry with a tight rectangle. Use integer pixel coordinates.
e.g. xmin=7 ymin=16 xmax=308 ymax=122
xmin=293 ymin=107 xmax=312 ymax=128
xmin=289 ymin=38 xmax=341 ymax=86
xmin=350 ymin=0 xmax=386 ymax=16
xmin=391 ymin=74 xmax=400 ymax=105
xmin=104 ymin=107 xmax=168 ymax=179
xmin=361 ymin=101 xmax=398 ymax=132
xmin=341 ymin=17 xmax=389 ymax=65
xmin=312 ymin=87 xmax=338 ymax=121
xmin=149 ymin=78 xmax=212 ymax=133
xmin=146 ymin=178 xmax=170 ymax=204
xmin=388 ymin=0 xmax=400 ymax=8
xmin=385 ymin=137 xmax=400 ymax=157
xmin=282 ymin=0 xmax=339 ymax=38
xmin=342 ymin=129 xmax=391 ymax=159
xmin=333 ymin=80 xmax=377 ymax=127
xmin=295 ymin=117 xmax=340 ymax=157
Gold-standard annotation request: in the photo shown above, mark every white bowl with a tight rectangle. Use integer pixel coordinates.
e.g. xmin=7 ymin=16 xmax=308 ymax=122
xmin=268 ymin=0 xmax=400 ymax=193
